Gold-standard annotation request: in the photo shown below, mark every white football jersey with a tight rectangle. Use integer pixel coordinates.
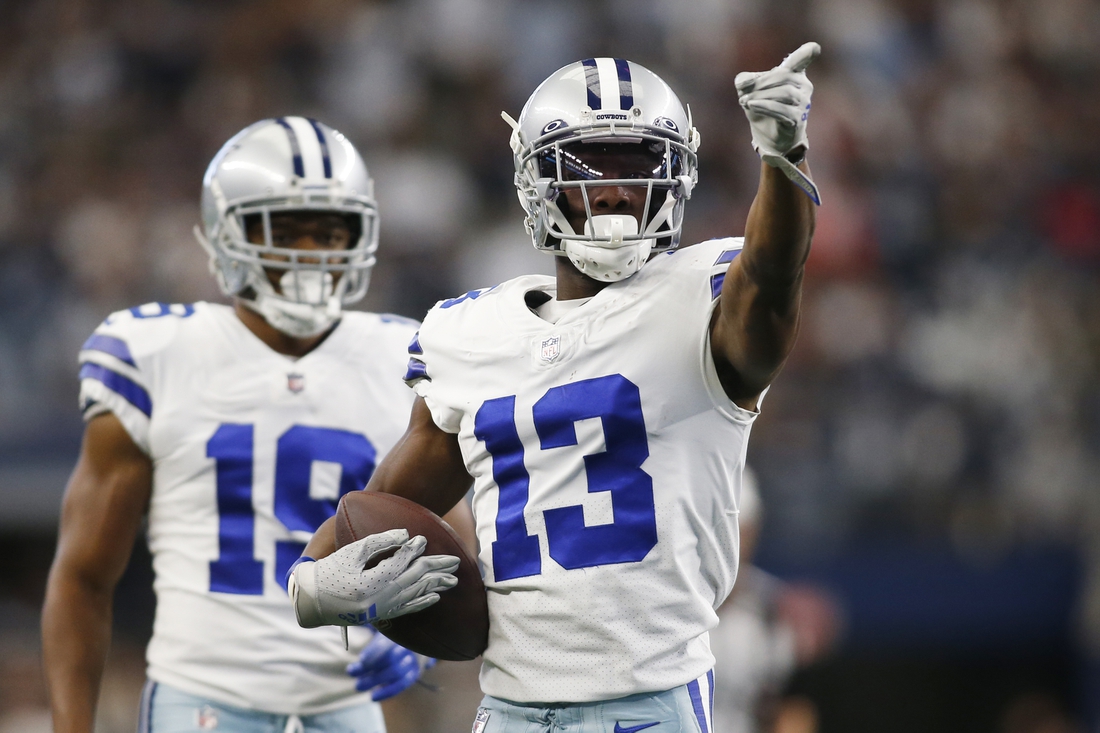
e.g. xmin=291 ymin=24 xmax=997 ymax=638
xmin=78 ymin=302 xmax=418 ymax=714
xmin=408 ymin=238 xmax=758 ymax=703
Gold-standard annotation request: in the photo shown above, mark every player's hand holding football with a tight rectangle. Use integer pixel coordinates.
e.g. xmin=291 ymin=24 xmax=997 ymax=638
xmin=735 ymin=41 xmax=822 ymax=204
xmin=288 ymin=529 xmax=460 ymax=629
xmin=347 ymin=633 xmax=435 ymax=701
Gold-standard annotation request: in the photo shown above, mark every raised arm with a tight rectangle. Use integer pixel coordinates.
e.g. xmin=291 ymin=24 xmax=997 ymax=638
xmin=42 ymin=414 xmax=153 ymax=733
xmin=710 ymin=43 xmax=821 ymax=410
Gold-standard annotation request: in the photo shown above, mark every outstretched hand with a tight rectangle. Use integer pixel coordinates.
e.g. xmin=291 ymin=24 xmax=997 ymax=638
xmin=347 ymin=633 xmax=436 ymax=701
xmin=735 ymin=42 xmax=822 ymax=204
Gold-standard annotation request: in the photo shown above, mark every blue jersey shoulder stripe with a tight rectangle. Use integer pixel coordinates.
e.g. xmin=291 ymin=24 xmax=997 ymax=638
xmin=306 ymin=118 xmax=333 ymax=179
xmin=275 ymin=118 xmax=305 ymax=177
xmin=78 ymin=362 xmax=152 ymax=417
xmin=81 ymin=333 xmax=136 ymax=366
xmin=710 ymin=273 xmax=726 ymax=299
xmin=614 ymin=58 xmax=633 ymax=110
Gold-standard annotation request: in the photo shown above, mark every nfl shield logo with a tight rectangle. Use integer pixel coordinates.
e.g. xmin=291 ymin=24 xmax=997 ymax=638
xmin=287 ymin=373 xmax=305 ymax=393
xmin=472 ymin=708 xmax=491 ymax=733
xmin=196 ymin=705 xmax=218 ymax=730
xmin=541 ymin=335 xmax=561 ymax=362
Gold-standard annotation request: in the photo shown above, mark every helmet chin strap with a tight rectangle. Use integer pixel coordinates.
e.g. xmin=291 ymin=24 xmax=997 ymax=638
xmin=244 ymin=271 xmax=343 ymax=338
xmin=548 ymin=191 xmax=679 ymax=283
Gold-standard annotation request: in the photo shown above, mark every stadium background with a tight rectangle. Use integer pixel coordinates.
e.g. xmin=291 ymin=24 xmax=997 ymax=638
xmin=1 ymin=0 xmax=1098 ymax=731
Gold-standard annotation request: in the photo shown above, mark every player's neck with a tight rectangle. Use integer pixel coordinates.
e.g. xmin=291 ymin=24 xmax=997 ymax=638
xmin=554 ymin=256 xmax=611 ymax=300
xmin=233 ymin=301 xmax=335 ymax=358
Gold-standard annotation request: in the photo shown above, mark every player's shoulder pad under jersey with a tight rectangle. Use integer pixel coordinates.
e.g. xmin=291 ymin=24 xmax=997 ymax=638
xmin=337 ymin=310 xmax=420 ymax=372
xmin=683 ymin=237 xmax=746 ymax=300
xmin=77 ymin=302 xmax=201 ymax=434
xmin=402 ymin=281 xmax=521 ymax=388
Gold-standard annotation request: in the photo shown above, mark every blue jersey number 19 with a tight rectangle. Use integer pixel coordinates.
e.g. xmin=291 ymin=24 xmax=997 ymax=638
xmin=206 ymin=423 xmax=377 ymax=595
xmin=475 ymin=374 xmax=657 ymax=582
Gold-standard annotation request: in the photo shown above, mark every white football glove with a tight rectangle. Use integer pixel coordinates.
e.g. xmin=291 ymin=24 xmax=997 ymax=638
xmin=289 ymin=529 xmax=460 ymax=629
xmin=735 ymin=41 xmax=822 ymax=205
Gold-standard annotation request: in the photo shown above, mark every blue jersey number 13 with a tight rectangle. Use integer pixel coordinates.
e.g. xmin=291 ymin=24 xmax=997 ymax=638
xmin=475 ymin=374 xmax=657 ymax=582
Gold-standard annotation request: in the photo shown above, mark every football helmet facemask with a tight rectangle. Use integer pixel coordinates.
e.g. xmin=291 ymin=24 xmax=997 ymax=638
xmin=195 ymin=117 xmax=379 ymax=337
xmin=505 ymin=58 xmax=700 ymax=282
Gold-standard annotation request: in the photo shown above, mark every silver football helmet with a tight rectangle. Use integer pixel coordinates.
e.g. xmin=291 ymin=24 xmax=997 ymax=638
xmin=506 ymin=58 xmax=701 ymax=282
xmin=195 ymin=116 xmax=379 ymax=337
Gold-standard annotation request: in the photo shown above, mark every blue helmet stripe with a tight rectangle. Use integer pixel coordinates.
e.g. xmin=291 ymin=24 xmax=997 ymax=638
xmin=581 ymin=58 xmax=601 ymax=109
xmin=79 ymin=362 xmax=152 ymax=417
xmin=306 ymin=118 xmax=333 ymax=179
xmin=81 ymin=333 xmax=136 ymax=366
xmin=275 ymin=118 xmax=305 ymax=177
xmin=710 ymin=273 xmax=726 ymax=299
xmin=614 ymin=58 xmax=633 ymax=109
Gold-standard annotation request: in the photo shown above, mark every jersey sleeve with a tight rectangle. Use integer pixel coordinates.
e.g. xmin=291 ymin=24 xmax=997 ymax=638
xmin=403 ymin=313 xmax=464 ymax=434
xmin=689 ymin=238 xmax=767 ymax=424
xmin=77 ymin=303 xmax=187 ymax=454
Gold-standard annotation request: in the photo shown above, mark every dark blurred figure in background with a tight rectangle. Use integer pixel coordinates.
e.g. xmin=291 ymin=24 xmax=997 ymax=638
xmin=711 ymin=468 xmax=841 ymax=733
xmin=2 ymin=0 xmax=1098 ymax=731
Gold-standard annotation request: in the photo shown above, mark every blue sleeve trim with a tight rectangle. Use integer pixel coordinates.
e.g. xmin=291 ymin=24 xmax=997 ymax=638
xmin=710 ymin=273 xmax=726 ymax=300
xmin=403 ymin=358 xmax=430 ymax=384
xmin=408 ymin=332 xmax=422 ymax=355
xmin=78 ymin=363 xmax=153 ymax=417
xmin=81 ymin=333 xmax=136 ymax=366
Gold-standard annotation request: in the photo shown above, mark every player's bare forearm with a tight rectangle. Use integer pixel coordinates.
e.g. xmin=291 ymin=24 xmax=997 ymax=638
xmin=711 ymin=161 xmax=815 ymax=406
xmin=42 ymin=414 xmax=152 ymax=732
xmin=369 ymin=398 xmax=472 ymax=517
xmin=42 ymin=565 xmax=115 ymax=732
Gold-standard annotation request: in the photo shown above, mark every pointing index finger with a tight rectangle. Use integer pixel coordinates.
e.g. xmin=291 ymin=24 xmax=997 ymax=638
xmin=780 ymin=42 xmax=821 ymax=73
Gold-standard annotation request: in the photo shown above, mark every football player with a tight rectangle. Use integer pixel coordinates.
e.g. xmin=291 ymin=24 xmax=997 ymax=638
xmin=41 ymin=117 xmax=466 ymax=732
xmin=290 ymin=44 xmax=821 ymax=733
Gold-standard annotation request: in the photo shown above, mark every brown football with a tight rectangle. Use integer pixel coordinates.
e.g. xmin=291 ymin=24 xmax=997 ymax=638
xmin=334 ymin=491 xmax=488 ymax=661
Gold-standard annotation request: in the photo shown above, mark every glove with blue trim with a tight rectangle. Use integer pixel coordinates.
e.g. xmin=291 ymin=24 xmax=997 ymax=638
xmin=287 ymin=529 xmax=460 ymax=629
xmin=347 ymin=633 xmax=437 ymax=701
xmin=735 ymin=41 xmax=822 ymax=205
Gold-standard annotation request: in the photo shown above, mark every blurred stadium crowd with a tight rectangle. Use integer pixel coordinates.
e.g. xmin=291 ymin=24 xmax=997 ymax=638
xmin=1 ymin=0 xmax=1099 ymax=731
